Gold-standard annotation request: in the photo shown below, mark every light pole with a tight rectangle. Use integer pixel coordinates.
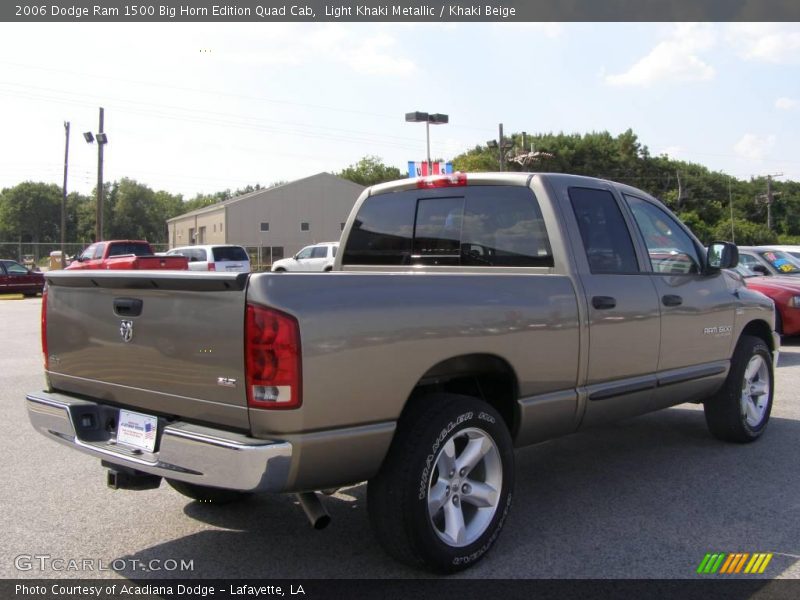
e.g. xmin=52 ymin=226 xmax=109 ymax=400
xmin=61 ymin=121 xmax=70 ymax=268
xmin=405 ymin=111 xmax=449 ymax=171
xmin=84 ymin=107 xmax=108 ymax=242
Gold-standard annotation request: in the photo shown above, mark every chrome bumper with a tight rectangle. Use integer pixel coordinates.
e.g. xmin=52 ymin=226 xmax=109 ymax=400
xmin=26 ymin=391 xmax=292 ymax=492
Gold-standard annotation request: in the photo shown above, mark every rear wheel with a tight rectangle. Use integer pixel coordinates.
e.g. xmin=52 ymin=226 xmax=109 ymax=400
xmin=166 ymin=479 xmax=250 ymax=504
xmin=704 ymin=335 xmax=773 ymax=443
xmin=367 ymin=394 xmax=514 ymax=572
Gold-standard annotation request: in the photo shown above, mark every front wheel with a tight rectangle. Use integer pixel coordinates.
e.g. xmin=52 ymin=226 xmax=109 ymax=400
xmin=367 ymin=394 xmax=514 ymax=573
xmin=704 ymin=335 xmax=774 ymax=443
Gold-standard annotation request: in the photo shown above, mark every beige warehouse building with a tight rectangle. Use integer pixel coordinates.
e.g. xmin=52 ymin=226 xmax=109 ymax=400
xmin=166 ymin=173 xmax=364 ymax=266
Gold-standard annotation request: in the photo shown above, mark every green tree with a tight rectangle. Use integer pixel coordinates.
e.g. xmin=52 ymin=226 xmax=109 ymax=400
xmin=337 ymin=156 xmax=402 ymax=186
xmin=0 ymin=181 xmax=62 ymax=246
xmin=712 ymin=219 xmax=778 ymax=245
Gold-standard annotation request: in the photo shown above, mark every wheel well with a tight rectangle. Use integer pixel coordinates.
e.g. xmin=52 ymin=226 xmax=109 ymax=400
xmin=741 ymin=319 xmax=775 ymax=352
xmin=407 ymin=354 xmax=519 ymax=437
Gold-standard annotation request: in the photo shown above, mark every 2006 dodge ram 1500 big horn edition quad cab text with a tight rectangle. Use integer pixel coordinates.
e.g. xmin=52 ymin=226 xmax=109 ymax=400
xmin=27 ymin=173 xmax=778 ymax=572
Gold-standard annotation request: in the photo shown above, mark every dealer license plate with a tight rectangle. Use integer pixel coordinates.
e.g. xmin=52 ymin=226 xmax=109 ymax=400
xmin=116 ymin=409 xmax=158 ymax=453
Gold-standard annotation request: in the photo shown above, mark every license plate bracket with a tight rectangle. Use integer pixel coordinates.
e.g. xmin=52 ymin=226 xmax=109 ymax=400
xmin=116 ymin=409 xmax=158 ymax=453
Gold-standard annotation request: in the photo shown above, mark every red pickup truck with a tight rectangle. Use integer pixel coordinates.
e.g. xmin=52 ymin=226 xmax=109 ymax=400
xmin=66 ymin=240 xmax=189 ymax=271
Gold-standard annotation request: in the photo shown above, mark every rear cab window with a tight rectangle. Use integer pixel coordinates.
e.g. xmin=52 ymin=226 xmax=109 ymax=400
xmin=212 ymin=246 xmax=248 ymax=262
xmin=342 ymin=186 xmax=553 ymax=268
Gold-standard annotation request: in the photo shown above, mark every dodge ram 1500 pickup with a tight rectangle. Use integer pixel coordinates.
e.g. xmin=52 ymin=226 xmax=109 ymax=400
xmin=27 ymin=173 xmax=778 ymax=572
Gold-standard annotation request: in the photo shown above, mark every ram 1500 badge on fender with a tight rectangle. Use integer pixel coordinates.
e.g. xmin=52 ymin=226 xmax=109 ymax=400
xmin=27 ymin=173 xmax=778 ymax=572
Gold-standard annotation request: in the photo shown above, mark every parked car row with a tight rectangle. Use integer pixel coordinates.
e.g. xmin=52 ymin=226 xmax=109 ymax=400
xmin=731 ymin=245 xmax=800 ymax=336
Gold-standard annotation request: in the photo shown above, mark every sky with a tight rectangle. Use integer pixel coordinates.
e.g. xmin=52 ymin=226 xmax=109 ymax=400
xmin=1 ymin=21 xmax=799 ymax=199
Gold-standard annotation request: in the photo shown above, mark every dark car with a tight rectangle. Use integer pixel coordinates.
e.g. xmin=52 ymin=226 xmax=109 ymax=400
xmin=0 ymin=260 xmax=45 ymax=296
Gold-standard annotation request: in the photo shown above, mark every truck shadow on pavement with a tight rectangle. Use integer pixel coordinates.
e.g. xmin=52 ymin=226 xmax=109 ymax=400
xmin=112 ymin=408 xmax=800 ymax=579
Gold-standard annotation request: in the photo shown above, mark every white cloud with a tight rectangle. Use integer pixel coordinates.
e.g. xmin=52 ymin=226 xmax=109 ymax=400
xmin=733 ymin=133 xmax=777 ymax=161
xmin=776 ymin=97 xmax=799 ymax=110
xmin=605 ymin=23 xmax=716 ymax=87
xmin=727 ymin=23 xmax=800 ymax=64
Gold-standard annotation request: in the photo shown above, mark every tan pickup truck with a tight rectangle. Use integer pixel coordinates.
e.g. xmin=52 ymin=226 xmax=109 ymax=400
xmin=27 ymin=173 xmax=778 ymax=572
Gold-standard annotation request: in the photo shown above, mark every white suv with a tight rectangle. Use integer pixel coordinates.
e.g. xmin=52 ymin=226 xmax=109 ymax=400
xmin=271 ymin=242 xmax=338 ymax=272
xmin=166 ymin=245 xmax=250 ymax=272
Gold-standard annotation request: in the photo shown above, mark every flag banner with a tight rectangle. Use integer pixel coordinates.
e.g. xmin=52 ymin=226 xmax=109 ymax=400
xmin=408 ymin=161 xmax=454 ymax=177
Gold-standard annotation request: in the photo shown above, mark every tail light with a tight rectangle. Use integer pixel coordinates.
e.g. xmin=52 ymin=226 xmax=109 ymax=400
xmin=416 ymin=173 xmax=467 ymax=189
xmin=245 ymin=304 xmax=302 ymax=409
xmin=208 ymin=263 xmax=216 ymax=271
xmin=41 ymin=284 xmax=48 ymax=370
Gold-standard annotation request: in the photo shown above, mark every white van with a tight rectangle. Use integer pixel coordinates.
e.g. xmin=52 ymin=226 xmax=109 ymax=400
xmin=166 ymin=245 xmax=250 ymax=272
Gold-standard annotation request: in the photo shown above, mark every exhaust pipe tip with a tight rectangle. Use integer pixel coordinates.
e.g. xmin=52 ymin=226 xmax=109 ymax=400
xmin=296 ymin=492 xmax=331 ymax=530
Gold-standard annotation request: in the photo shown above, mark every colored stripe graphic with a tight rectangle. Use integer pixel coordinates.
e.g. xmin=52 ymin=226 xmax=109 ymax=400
xmin=699 ymin=553 xmax=774 ymax=575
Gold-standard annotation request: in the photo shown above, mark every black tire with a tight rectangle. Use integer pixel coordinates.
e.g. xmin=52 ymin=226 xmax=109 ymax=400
xmin=273 ymin=267 xmax=286 ymax=272
xmin=367 ymin=394 xmax=514 ymax=573
xmin=704 ymin=335 xmax=774 ymax=443
xmin=166 ymin=479 xmax=250 ymax=505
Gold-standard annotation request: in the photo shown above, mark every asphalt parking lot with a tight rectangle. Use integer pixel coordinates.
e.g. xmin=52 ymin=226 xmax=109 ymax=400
xmin=1 ymin=296 xmax=798 ymax=580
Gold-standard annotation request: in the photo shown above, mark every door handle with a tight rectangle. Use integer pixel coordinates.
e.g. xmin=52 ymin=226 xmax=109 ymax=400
xmin=592 ymin=296 xmax=617 ymax=310
xmin=113 ymin=298 xmax=143 ymax=317
xmin=662 ymin=294 xmax=683 ymax=307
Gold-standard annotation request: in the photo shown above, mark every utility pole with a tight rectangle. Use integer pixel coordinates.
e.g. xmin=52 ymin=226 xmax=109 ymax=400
xmin=728 ymin=177 xmax=735 ymax=243
xmin=61 ymin=121 xmax=70 ymax=268
xmin=755 ymin=173 xmax=783 ymax=231
xmin=498 ymin=123 xmax=505 ymax=171
xmin=487 ymin=123 xmax=513 ymax=171
xmin=96 ymin=107 xmax=105 ymax=242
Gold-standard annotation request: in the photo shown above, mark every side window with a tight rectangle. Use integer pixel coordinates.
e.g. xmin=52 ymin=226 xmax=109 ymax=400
xmin=332 ymin=246 xmax=338 ymax=257
xmin=296 ymin=247 xmax=313 ymax=260
xmin=625 ymin=195 xmax=701 ymax=275
xmin=569 ymin=187 xmax=639 ymax=274
xmin=310 ymin=246 xmax=327 ymax=259
xmin=6 ymin=262 xmax=29 ymax=275
xmin=93 ymin=243 xmax=106 ymax=260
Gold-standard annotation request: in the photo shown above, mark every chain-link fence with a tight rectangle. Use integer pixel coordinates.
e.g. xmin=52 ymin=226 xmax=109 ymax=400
xmin=0 ymin=242 xmax=171 ymax=270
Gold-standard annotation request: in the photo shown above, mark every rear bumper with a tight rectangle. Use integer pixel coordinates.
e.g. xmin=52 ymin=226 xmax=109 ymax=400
xmin=26 ymin=391 xmax=292 ymax=493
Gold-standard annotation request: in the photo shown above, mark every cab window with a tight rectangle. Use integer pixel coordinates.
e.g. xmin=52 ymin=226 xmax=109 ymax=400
xmin=569 ymin=187 xmax=639 ymax=274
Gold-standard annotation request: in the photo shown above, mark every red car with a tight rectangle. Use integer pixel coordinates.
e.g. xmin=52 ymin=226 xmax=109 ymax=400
xmin=0 ymin=259 xmax=45 ymax=297
xmin=732 ymin=265 xmax=800 ymax=336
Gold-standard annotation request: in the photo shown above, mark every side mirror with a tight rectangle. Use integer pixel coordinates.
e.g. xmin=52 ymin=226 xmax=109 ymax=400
xmin=706 ymin=242 xmax=738 ymax=271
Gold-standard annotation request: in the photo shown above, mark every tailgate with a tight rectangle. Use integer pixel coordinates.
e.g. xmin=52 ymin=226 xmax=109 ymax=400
xmin=44 ymin=270 xmax=250 ymax=430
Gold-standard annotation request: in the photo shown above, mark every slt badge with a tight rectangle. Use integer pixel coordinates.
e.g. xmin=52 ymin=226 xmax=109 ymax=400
xmin=119 ymin=320 xmax=134 ymax=343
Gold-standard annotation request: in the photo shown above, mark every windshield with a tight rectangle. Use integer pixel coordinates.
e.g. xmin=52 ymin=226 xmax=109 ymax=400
xmin=759 ymin=250 xmax=800 ymax=274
